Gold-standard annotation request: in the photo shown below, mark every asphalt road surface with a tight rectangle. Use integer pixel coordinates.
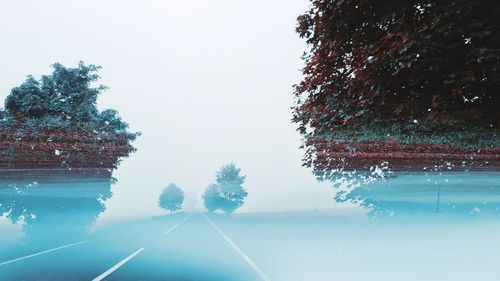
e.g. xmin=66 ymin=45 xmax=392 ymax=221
xmin=0 ymin=213 xmax=276 ymax=281
xmin=2 ymin=210 xmax=500 ymax=281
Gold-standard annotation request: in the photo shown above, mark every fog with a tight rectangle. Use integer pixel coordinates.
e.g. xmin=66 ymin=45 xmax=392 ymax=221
xmin=2 ymin=176 xmax=500 ymax=280
xmin=0 ymin=0 xmax=336 ymax=217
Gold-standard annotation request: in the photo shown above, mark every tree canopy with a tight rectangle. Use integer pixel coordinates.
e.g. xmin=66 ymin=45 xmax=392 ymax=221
xmin=293 ymin=0 xmax=500 ymax=172
xmin=0 ymin=62 xmax=139 ymax=170
xmin=158 ymin=183 xmax=185 ymax=213
xmin=202 ymin=163 xmax=248 ymax=214
xmin=1 ymin=62 xmax=137 ymax=137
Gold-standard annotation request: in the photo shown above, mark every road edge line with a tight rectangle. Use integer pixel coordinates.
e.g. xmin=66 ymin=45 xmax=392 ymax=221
xmin=203 ymin=213 xmax=272 ymax=281
xmin=92 ymin=247 xmax=145 ymax=281
xmin=0 ymin=241 xmax=85 ymax=266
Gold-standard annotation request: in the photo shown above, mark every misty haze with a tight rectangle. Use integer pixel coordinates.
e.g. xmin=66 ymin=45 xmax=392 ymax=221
xmin=1 ymin=1 xmax=499 ymax=280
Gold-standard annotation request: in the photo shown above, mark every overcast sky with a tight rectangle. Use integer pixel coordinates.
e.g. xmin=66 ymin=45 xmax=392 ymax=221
xmin=0 ymin=0 xmax=339 ymax=218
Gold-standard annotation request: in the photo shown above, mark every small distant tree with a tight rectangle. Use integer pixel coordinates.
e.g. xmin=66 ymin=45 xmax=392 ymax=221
xmin=202 ymin=163 xmax=248 ymax=214
xmin=158 ymin=183 xmax=184 ymax=214
xmin=202 ymin=184 xmax=222 ymax=213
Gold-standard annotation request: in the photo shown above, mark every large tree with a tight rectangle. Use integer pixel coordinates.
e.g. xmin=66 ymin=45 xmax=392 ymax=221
xmin=202 ymin=163 xmax=248 ymax=214
xmin=2 ymin=62 xmax=133 ymax=135
xmin=0 ymin=62 xmax=139 ymax=170
xmin=293 ymin=0 xmax=500 ymax=173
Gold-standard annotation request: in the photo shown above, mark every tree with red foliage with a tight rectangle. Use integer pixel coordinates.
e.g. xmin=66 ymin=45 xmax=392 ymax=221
xmin=293 ymin=0 xmax=500 ymax=174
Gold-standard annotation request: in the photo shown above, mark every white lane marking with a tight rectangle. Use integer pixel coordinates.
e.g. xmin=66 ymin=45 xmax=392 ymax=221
xmin=203 ymin=214 xmax=272 ymax=281
xmin=163 ymin=224 xmax=179 ymax=235
xmin=92 ymin=247 xmax=145 ymax=281
xmin=0 ymin=241 xmax=85 ymax=266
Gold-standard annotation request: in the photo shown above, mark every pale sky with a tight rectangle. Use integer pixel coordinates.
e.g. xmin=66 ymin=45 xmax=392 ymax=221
xmin=0 ymin=0 xmax=339 ymax=218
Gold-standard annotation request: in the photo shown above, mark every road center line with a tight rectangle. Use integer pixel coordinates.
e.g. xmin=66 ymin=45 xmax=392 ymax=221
xmin=163 ymin=223 xmax=179 ymax=235
xmin=203 ymin=213 xmax=272 ymax=281
xmin=0 ymin=241 xmax=85 ymax=266
xmin=92 ymin=247 xmax=145 ymax=281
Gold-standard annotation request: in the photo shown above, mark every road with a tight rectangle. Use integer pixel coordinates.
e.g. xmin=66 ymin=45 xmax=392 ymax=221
xmin=1 ymin=210 xmax=500 ymax=281
xmin=0 ymin=213 xmax=271 ymax=281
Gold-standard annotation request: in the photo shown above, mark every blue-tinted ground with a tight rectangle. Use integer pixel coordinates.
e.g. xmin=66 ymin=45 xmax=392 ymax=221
xmin=0 ymin=172 xmax=499 ymax=281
